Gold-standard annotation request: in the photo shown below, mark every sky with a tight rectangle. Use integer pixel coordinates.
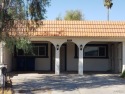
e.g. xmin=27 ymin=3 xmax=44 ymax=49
xmin=46 ymin=0 xmax=125 ymax=21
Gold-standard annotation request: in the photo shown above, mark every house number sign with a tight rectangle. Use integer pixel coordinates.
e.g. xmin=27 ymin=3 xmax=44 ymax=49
xmin=67 ymin=39 xmax=72 ymax=42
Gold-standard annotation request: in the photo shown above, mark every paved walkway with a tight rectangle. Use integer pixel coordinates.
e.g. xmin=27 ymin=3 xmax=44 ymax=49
xmin=11 ymin=73 xmax=125 ymax=94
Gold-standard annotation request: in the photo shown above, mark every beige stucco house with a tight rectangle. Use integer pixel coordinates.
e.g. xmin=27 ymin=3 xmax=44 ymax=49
xmin=0 ymin=20 xmax=125 ymax=75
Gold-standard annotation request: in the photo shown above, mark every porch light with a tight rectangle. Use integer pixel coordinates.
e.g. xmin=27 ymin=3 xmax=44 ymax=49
xmin=80 ymin=44 xmax=83 ymax=50
xmin=56 ymin=44 xmax=59 ymax=50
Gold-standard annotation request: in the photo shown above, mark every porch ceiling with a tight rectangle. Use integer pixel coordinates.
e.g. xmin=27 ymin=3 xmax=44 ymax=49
xmin=8 ymin=20 xmax=125 ymax=37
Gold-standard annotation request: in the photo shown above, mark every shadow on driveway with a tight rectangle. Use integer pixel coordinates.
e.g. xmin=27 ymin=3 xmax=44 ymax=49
xmin=11 ymin=73 xmax=125 ymax=93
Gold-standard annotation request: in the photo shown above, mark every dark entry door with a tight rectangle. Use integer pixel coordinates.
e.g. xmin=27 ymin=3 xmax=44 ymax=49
xmin=60 ymin=45 xmax=66 ymax=72
xmin=17 ymin=57 xmax=35 ymax=71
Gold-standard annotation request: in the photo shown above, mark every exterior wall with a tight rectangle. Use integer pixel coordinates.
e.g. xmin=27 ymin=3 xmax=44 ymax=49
xmin=83 ymin=59 xmax=110 ymax=71
xmin=83 ymin=42 xmax=111 ymax=71
xmin=8 ymin=37 xmax=124 ymax=73
xmin=25 ymin=41 xmax=114 ymax=72
xmin=30 ymin=36 xmax=125 ymax=71
xmin=35 ymin=42 xmax=51 ymax=71
xmin=30 ymin=37 xmax=122 ymax=72
xmin=67 ymin=42 xmax=78 ymax=71
xmin=12 ymin=41 xmax=52 ymax=71
xmin=35 ymin=58 xmax=50 ymax=71
xmin=113 ymin=43 xmax=122 ymax=73
xmin=3 ymin=47 xmax=12 ymax=72
xmin=66 ymin=42 xmax=111 ymax=71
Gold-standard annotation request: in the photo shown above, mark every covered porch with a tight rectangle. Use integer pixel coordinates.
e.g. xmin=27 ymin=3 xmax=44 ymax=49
xmin=1 ymin=39 xmax=125 ymax=75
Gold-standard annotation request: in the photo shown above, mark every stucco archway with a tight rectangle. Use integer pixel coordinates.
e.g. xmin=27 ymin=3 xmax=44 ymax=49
xmin=60 ymin=41 xmax=79 ymax=74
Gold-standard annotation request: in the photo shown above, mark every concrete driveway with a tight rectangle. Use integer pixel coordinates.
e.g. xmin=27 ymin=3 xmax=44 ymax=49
xmin=11 ymin=73 xmax=125 ymax=94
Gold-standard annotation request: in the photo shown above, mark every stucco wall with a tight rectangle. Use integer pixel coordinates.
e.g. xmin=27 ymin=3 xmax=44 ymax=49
xmin=113 ymin=43 xmax=122 ymax=73
xmin=3 ymin=37 xmax=123 ymax=73
xmin=66 ymin=42 xmax=78 ymax=71
xmin=35 ymin=42 xmax=51 ymax=71
xmin=35 ymin=58 xmax=50 ymax=71
xmin=66 ymin=42 xmax=111 ymax=71
xmin=30 ymin=37 xmax=125 ymax=73
xmin=83 ymin=59 xmax=110 ymax=71
xmin=3 ymin=48 xmax=12 ymax=72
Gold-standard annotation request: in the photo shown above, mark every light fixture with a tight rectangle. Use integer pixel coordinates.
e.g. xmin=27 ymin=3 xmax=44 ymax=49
xmin=56 ymin=44 xmax=59 ymax=50
xmin=80 ymin=44 xmax=83 ymax=50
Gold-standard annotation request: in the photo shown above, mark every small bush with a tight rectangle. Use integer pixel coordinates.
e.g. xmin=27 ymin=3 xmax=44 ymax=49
xmin=121 ymin=70 xmax=125 ymax=78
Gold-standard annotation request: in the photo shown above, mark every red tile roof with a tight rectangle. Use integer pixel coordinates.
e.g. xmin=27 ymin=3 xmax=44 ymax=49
xmin=9 ymin=20 xmax=125 ymax=37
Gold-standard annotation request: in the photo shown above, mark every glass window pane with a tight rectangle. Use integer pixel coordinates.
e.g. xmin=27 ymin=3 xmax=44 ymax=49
xmin=99 ymin=47 xmax=106 ymax=56
xmin=84 ymin=47 xmax=98 ymax=57
xmin=33 ymin=47 xmax=38 ymax=56
xmin=39 ymin=46 xmax=46 ymax=56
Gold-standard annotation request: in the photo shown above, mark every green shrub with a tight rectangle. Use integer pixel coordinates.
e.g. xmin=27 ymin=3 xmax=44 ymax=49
xmin=121 ymin=70 xmax=125 ymax=78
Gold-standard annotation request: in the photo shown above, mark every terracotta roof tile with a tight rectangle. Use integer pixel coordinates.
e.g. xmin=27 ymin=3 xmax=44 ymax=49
xmin=8 ymin=20 xmax=125 ymax=37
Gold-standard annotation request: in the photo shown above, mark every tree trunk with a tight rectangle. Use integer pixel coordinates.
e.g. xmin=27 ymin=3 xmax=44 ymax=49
xmin=107 ymin=8 xmax=109 ymax=21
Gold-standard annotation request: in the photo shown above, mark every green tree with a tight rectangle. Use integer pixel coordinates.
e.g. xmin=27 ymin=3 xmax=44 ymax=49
xmin=29 ymin=0 xmax=50 ymax=20
xmin=64 ymin=10 xmax=84 ymax=20
xmin=0 ymin=0 xmax=50 ymax=52
xmin=56 ymin=14 xmax=62 ymax=20
xmin=8 ymin=0 xmax=25 ymax=20
xmin=104 ymin=0 xmax=113 ymax=21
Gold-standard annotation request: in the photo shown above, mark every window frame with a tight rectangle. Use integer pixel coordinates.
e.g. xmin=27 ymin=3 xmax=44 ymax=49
xmin=38 ymin=46 xmax=47 ymax=56
xmin=16 ymin=43 xmax=49 ymax=58
xmin=74 ymin=44 xmax=108 ymax=59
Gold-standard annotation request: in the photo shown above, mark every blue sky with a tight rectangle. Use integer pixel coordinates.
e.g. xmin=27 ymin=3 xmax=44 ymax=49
xmin=46 ymin=0 xmax=125 ymax=20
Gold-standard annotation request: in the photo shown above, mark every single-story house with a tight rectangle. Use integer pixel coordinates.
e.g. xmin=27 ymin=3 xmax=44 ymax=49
xmin=0 ymin=20 xmax=125 ymax=75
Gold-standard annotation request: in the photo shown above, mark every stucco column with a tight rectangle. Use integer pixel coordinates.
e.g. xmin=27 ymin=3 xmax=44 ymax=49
xmin=0 ymin=42 xmax=6 ymax=76
xmin=0 ymin=42 xmax=4 ymax=76
xmin=55 ymin=44 xmax=60 ymax=75
xmin=122 ymin=42 xmax=125 ymax=73
xmin=78 ymin=44 xmax=84 ymax=75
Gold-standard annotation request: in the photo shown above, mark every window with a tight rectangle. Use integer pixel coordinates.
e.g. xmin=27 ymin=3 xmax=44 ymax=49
xmin=84 ymin=47 xmax=98 ymax=57
xmin=84 ymin=45 xmax=107 ymax=58
xmin=33 ymin=46 xmax=38 ymax=56
xmin=17 ymin=43 xmax=48 ymax=58
xmin=39 ymin=46 xmax=46 ymax=56
xmin=74 ymin=44 xmax=108 ymax=58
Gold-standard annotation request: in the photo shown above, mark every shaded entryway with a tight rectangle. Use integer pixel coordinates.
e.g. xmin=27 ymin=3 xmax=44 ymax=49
xmin=60 ymin=42 xmax=78 ymax=74
xmin=83 ymin=41 xmax=122 ymax=73
xmin=51 ymin=44 xmax=55 ymax=72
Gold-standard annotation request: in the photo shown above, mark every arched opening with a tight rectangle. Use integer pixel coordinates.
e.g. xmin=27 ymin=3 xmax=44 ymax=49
xmin=12 ymin=41 xmax=55 ymax=73
xmin=83 ymin=41 xmax=122 ymax=73
xmin=60 ymin=42 xmax=78 ymax=74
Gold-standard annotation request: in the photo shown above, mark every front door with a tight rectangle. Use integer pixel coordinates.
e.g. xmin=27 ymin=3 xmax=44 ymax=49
xmin=118 ymin=43 xmax=122 ymax=73
xmin=110 ymin=44 xmax=115 ymax=72
xmin=52 ymin=45 xmax=55 ymax=71
xmin=60 ymin=45 xmax=66 ymax=72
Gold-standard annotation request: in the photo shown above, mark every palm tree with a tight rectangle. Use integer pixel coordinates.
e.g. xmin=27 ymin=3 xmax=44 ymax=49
xmin=104 ymin=0 xmax=113 ymax=21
